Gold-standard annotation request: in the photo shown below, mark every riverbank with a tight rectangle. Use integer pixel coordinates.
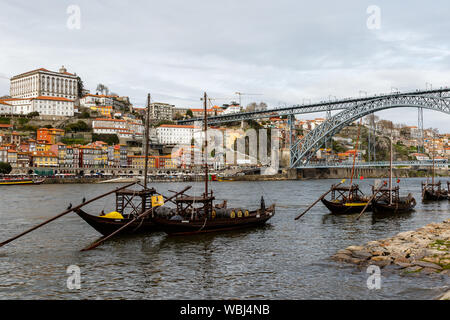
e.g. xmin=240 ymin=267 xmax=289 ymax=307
xmin=223 ymin=167 xmax=448 ymax=181
xmin=331 ymin=218 xmax=450 ymax=279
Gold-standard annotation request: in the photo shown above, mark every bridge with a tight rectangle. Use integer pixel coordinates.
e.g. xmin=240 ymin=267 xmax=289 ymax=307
xmin=178 ymin=88 xmax=450 ymax=124
xmin=179 ymin=87 xmax=450 ymax=168
xmin=297 ymin=160 xmax=448 ymax=169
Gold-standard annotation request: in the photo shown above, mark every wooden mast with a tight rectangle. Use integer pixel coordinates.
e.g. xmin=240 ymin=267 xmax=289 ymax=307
xmin=203 ymin=91 xmax=208 ymax=198
xmin=143 ymin=93 xmax=151 ymax=190
xmin=348 ymin=118 xmax=362 ymax=199
xmin=432 ymin=133 xmax=435 ymax=186
xmin=389 ymin=135 xmax=393 ymax=205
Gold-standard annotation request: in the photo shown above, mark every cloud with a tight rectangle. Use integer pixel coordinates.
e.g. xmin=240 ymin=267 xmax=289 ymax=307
xmin=0 ymin=0 xmax=448 ymax=131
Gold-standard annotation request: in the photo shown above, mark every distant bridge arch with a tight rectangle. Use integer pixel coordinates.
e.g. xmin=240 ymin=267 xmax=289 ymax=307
xmin=290 ymin=95 xmax=450 ymax=167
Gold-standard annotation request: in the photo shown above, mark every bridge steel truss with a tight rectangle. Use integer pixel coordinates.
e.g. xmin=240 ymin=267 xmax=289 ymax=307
xmin=178 ymin=88 xmax=450 ymax=125
xmin=290 ymin=94 xmax=450 ymax=168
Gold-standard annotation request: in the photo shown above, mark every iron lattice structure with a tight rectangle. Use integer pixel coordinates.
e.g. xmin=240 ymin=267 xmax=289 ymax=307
xmin=290 ymin=94 xmax=450 ymax=168
xmin=179 ymin=89 xmax=450 ymax=125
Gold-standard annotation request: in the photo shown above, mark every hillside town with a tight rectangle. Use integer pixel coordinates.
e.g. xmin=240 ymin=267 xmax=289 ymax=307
xmin=0 ymin=66 xmax=449 ymax=175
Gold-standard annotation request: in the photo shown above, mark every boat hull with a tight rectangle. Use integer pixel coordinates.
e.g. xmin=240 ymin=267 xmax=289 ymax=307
xmin=321 ymin=198 xmax=371 ymax=215
xmin=372 ymin=199 xmax=416 ymax=215
xmin=0 ymin=178 xmax=45 ymax=185
xmin=422 ymin=189 xmax=448 ymax=201
xmin=152 ymin=208 xmax=275 ymax=235
xmin=74 ymin=209 xmax=159 ymax=236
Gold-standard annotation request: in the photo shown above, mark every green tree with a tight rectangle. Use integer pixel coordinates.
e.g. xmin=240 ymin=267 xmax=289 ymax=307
xmin=0 ymin=162 xmax=12 ymax=174
xmin=186 ymin=109 xmax=194 ymax=118
xmin=92 ymin=133 xmax=119 ymax=145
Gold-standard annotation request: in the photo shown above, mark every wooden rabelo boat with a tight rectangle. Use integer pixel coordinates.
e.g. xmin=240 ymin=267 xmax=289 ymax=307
xmin=73 ymin=94 xmax=180 ymax=236
xmin=74 ymin=187 xmax=161 ymax=236
xmin=369 ymin=136 xmax=416 ymax=215
xmin=151 ymin=92 xmax=275 ymax=235
xmin=371 ymin=185 xmax=416 ymax=214
xmin=421 ymin=135 xmax=447 ymax=201
xmin=0 ymin=177 xmax=46 ymax=185
xmin=321 ymin=184 xmax=372 ymax=215
xmin=421 ymin=181 xmax=448 ymax=201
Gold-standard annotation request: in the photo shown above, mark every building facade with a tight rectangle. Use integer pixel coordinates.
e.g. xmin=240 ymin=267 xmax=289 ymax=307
xmin=10 ymin=66 xmax=78 ymax=100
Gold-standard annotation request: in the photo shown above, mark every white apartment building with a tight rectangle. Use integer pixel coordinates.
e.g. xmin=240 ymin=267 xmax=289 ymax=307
xmin=79 ymin=94 xmax=114 ymax=108
xmin=156 ymin=124 xmax=194 ymax=145
xmin=92 ymin=118 xmax=143 ymax=139
xmin=0 ymin=101 xmax=12 ymax=115
xmin=10 ymin=66 xmax=78 ymax=100
xmin=149 ymin=102 xmax=174 ymax=121
xmin=0 ymin=96 xmax=74 ymax=116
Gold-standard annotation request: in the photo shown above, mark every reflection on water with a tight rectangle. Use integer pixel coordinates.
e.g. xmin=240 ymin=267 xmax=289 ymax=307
xmin=0 ymin=177 xmax=449 ymax=299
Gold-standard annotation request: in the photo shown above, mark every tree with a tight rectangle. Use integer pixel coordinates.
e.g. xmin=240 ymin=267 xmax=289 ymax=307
xmin=0 ymin=162 xmax=12 ymax=174
xmin=92 ymin=133 xmax=119 ymax=145
xmin=66 ymin=120 xmax=90 ymax=132
xmin=186 ymin=109 xmax=194 ymax=118
xmin=77 ymin=76 xmax=84 ymax=98
xmin=96 ymin=84 xmax=109 ymax=95
xmin=27 ymin=111 xmax=40 ymax=118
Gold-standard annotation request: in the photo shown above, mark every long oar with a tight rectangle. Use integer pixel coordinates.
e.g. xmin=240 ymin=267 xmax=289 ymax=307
xmin=295 ymin=182 xmax=342 ymax=220
xmin=80 ymin=186 xmax=192 ymax=251
xmin=0 ymin=182 xmax=137 ymax=248
xmin=356 ymin=185 xmax=383 ymax=220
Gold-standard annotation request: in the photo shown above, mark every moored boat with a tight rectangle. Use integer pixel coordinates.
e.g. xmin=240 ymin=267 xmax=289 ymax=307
xmin=321 ymin=184 xmax=372 ymax=215
xmin=152 ymin=92 xmax=275 ymax=235
xmin=0 ymin=177 xmax=46 ymax=185
xmin=152 ymin=193 xmax=275 ymax=235
xmin=372 ymin=186 xmax=416 ymax=214
xmin=421 ymin=181 xmax=448 ymax=201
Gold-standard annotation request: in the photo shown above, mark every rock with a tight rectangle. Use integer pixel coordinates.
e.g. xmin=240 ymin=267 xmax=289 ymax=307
xmin=371 ymin=256 xmax=391 ymax=262
xmin=397 ymin=231 xmax=414 ymax=240
xmin=439 ymin=259 xmax=450 ymax=265
xmin=413 ymin=261 xmax=443 ymax=270
xmin=394 ymin=257 xmax=410 ymax=264
xmin=370 ymin=255 xmax=392 ymax=268
xmin=421 ymin=267 xmax=438 ymax=275
xmin=439 ymin=270 xmax=450 ymax=276
xmin=395 ymin=262 xmax=413 ymax=268
xmin=404 ymin=266 xmax=422 ymax=273
xmin=332 ymin=254 xmax=353 ymax=263
xmin=369 ymin=246 xmax=389 ymax=256
xmin=422 ymin=256 xmax=440 ymax=264
xmin=336 ymin=249 xmax=353 ymax=256
xmin=439 ymin=291 xmax=450 ymax=300
xmin=346 ymin=245 xmax=365 ymax=251
xmin=351 ymin=250 xmax=373 ymax=260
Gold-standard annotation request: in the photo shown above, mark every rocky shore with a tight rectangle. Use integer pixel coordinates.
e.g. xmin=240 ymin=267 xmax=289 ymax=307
xmin=332 ymin=219 xmax=450 ymax=278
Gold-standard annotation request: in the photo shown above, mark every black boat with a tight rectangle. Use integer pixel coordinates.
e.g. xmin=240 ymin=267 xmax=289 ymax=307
xmin=321 ymin=184 xmax=372 ymax=215
xmin=74 ymin=187 xmax=164 ymax=236
xmin=422 ymin=181 xmax=448 ymax=201
xmin=152 ymin=194 xmax=275 ymax=235
xmin=372 ymin=186 xmax=416 ymax=214
xmin=151 ymin=92 xmax=275 ymax=235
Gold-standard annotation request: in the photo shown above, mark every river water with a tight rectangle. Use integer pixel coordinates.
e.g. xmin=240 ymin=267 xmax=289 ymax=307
xmin=0 ymin=178 xmax=449 ymax=299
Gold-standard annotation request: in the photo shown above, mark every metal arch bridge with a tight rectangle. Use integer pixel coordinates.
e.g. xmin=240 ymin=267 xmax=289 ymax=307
xmin=290 ymin=94 xmax=450 ymax=168
xmin=178 ymin=88 xmax=450 ymax=125
xmin=297 ymin=160 xmax=448 ymax=169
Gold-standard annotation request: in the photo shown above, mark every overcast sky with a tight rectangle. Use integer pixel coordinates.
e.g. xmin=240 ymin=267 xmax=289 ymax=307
xmin=0 ymin=0 xmax=448 ymax=131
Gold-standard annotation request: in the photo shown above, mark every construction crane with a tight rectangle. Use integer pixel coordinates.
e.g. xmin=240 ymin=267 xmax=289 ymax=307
xmin=234 ymin=92 xmax=263 ymax=111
